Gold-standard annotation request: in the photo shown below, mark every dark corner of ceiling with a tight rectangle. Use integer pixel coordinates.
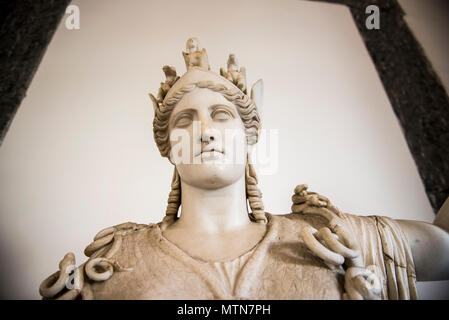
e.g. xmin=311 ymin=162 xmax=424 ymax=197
xmin=0 ymin=0 xmax=71 ymax=145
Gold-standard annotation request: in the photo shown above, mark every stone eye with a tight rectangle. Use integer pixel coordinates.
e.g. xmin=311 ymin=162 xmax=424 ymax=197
xmin=174 ymin=114 xmax=193 ymax=127
xmin=212 ymin=109 xmax=232 ymax=121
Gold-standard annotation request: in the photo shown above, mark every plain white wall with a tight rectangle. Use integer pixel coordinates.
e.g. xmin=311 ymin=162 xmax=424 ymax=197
xmin=0 ymin=0 xmax=447 ymax=299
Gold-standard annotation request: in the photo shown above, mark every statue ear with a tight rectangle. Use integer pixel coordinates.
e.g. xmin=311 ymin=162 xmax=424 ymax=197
xmin=251 ymin=79 xmax=264 ymax=118
xmin=148 ymin=93 xmax=159 ymax=112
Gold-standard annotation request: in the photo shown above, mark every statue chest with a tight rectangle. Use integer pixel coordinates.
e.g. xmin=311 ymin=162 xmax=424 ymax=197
xmin=85 ymin=230 xmax=344 ymax=300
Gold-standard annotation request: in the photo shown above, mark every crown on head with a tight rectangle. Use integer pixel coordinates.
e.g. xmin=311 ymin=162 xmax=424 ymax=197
xmin=152 ymin=37 xmax=248 ymax=104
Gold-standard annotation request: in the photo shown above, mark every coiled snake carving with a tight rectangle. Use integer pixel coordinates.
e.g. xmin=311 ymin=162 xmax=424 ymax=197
xmin=39 ymin=222 xmax=148 ymax=300
xmin=292 ymin=184 xmax=381 ymax=300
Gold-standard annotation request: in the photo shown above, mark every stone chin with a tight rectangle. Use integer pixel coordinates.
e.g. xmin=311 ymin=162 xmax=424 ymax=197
xmin=175 ymin=161 xmax=246 ymax=190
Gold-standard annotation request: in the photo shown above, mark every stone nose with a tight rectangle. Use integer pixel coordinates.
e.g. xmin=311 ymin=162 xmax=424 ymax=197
xmin=198 ymin=114 xmax=217 ymax=143
xmin=201 ymin=127 xmax=215 ymax=142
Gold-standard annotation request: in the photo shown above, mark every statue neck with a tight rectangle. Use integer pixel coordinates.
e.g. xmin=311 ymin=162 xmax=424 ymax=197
xmin=175 ymin=175 xmax=252 ymax=234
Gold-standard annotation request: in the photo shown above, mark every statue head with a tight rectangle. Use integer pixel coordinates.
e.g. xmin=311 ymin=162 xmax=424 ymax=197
xmin=149 ymin=38 xmax=266 ymax=227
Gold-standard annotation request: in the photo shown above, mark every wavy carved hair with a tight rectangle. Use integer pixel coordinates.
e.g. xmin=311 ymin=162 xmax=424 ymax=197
xmin=153 ymin=81 xmax=267 ymax=229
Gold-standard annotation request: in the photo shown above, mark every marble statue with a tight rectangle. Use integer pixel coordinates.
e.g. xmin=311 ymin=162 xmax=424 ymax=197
xmin=39 ymin=38 xmax=449 ymax=300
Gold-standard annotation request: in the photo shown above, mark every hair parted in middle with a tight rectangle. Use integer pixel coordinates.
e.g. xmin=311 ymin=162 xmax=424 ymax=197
xmin=149 ymin=38 xmax=267 ymax=228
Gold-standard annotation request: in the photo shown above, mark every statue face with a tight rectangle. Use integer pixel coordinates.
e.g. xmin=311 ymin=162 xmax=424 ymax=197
xmin=168 ymin=87 xmax=248 ymax=189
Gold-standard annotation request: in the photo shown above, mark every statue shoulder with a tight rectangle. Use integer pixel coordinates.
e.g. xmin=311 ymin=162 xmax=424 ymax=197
xmin=39 ymin=221 xmax=153 ymax=300
xmin=84 ymin=222 xmax=152 ymax=258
